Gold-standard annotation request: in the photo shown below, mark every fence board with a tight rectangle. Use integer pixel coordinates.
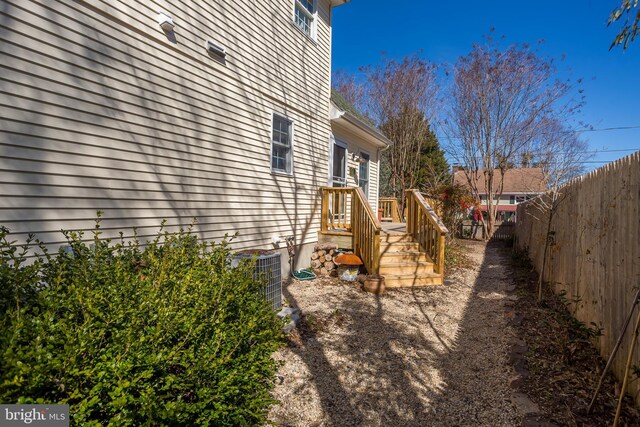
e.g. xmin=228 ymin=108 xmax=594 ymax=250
xmin=515 ymin=152 xmax=640 ymax=405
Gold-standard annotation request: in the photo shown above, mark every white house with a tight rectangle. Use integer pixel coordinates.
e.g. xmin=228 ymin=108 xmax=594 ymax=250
xmin=0 ymin=0 xmax=397 ymax=276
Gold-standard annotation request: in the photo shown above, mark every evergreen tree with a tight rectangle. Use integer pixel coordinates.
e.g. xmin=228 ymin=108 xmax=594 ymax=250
xmin=416 ymin=122 xmax=449 ymax=194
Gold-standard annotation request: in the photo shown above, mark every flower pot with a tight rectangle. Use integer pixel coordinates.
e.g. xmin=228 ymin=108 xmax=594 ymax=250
xmin=377 ymin=208 xmax=383 ymax=222
xmin=363 ymin=275 xmax=385 ymax=295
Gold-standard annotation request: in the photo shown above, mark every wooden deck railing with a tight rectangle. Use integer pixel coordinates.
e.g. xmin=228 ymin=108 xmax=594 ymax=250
xmin=321 ymin=187 xmax=353 ymax=232
xmin=405 ymin=189 xmax=448 ymax=274
xmin=423 ymin=196 xmax=442 ymax=217
xmin=352 ymin=187 xmax=381 ymax=275
xmin=378 ymin=197 xmax=402 ymax=222
xmin=320 ymin=187 xmax=381 ymax=274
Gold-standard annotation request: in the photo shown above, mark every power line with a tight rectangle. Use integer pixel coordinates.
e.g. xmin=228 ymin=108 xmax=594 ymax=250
xmin=581 ymin=148 xmax=640 ymax=153
xmin=577 ymin=125 xmax=640 ymax=133
xmin=444 ymin=148 xmax=639 ymax=160
xmin=436 ymin=125 xmax=640 ymax=141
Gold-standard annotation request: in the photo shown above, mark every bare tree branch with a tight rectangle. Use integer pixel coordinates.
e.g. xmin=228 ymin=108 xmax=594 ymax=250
xmin=444 ymin=40 xmax=582 ymax=239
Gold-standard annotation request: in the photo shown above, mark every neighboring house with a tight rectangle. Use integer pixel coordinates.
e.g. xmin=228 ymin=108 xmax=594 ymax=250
xmin=453 ymin=168 xmax=546 ymax=222
xmin=0 ymin=0 xmax=394 ymax=276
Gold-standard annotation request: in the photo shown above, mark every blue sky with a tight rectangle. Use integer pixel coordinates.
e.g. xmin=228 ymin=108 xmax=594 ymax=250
xmin=331 ymin=0 xmax=640 ymax=171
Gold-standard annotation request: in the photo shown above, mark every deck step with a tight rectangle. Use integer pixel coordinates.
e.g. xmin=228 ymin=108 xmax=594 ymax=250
xmin=384 ymin=272 xmax=442 ymax=288
xmin=381 ymin=233 xmax=414 ymax=243
xmin=380 ymin=241 xmax=420 ymax=253
xmin=379 ymin=261 xmax=434 ymax=275
xmin=379 ymin=250 xmax=429 ymax=263
xmin=376 ymin=230 xmax=443 ymax=287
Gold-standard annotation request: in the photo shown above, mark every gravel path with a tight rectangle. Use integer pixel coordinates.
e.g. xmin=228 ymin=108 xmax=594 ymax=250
xmin=269 ymin=241 xmax=523 ymax=426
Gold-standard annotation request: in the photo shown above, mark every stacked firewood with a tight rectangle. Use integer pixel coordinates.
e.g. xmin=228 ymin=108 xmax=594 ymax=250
xmin=310 ymin=243 xmax=338 ymax=276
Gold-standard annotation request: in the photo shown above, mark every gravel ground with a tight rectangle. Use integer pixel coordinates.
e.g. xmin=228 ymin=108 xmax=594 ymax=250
xmin=268 ymin=240 xmax=522 ymax=426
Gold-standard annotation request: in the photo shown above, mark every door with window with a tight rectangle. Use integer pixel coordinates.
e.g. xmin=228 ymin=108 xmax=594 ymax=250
xmin=332 ymin=140 xmax=347 ymax=187
xmin=329 ymin=139 xmax=348 ymax=226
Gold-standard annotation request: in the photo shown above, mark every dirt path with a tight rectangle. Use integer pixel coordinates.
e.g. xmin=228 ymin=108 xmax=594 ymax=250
xmin=269 ymin=241 xmax=525 ymax=426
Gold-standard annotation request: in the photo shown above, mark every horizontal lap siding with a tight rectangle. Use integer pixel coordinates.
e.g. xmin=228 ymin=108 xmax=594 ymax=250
xmin=332 ymin=126 xmax=382 ymax=211
xmin=0 ymin=0 xmax=332 ymax=251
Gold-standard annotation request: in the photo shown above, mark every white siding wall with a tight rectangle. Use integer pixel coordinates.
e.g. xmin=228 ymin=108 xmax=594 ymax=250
xmin=331 ymin=126 xmax=382 ymax=211
xmin=0 ymin=0 xmax=333 ymax=257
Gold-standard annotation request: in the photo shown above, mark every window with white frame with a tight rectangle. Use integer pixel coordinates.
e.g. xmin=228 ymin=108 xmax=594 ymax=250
xmin=294 ymin=0 xmax=316 ymax=38
xmin=271 ymin=114 xmax=293 ymax=174
xmin=331 ymin=139 xmax=347 ymax=187
xmin=358 ymin=152 xmax=370 ymax=197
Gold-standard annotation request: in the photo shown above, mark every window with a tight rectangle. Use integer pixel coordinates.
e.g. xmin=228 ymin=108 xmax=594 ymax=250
xmin=510 ymin=195 xmax=515 ymax=205
xmin=331 ymin=140 xmax=347 ymax=186
xmin=516 ymin=196 xmax=525 ymax=204
xmin=294 ymin=0 xmax=316 ymax=39
xmin=271 ymin=114 xmax=293 ymax=174
xmin=358 ymin=152 xmax=370 ymax=197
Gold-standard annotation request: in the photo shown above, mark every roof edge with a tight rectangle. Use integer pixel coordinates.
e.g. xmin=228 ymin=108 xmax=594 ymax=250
xmin=341 ymin=111 xmax=392 ymax=147
xmin=330 ymin=0 xmax=352 ymax=7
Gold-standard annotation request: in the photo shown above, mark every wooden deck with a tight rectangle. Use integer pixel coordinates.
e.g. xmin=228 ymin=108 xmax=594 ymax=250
xmin=319 ymin=188 xmax=447 ymax=286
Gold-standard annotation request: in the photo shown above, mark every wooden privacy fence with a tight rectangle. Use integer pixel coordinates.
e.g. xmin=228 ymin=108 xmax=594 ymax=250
xmin=459 ymin=221 xmax=515 ymax=241
xmin=379 ymin=197 xmax=402 ymax=222
xmin=515 ymin=152 xmax=640 ymax=405
xmin=405 ymin=189 xmax=448 ymax=274
xmin=320 ymin=187 xmax=381 ymax=274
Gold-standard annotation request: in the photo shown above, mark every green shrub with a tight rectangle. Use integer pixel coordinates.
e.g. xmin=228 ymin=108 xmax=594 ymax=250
xmin=0 ymin=218 xmax=283 ymax=426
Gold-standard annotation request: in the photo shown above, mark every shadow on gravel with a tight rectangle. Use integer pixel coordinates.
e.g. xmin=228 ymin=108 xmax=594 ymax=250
xmin=279 ymin=240 xmax=520 ymax=426
xmin=423 ymin=240 xmax=519 ymax=425
xmin=281 ymin=287 xmax=436 ymax=426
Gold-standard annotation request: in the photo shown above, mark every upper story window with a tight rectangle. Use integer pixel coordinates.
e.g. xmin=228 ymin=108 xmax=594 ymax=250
xmin=271 ymin=113 xmax=293 ymax=174
xmin=294 ymin=0 xmax=317 ymax=39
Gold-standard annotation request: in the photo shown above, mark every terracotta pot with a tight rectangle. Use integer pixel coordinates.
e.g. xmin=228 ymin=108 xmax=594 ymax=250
xmin=363 ymin=276 xmax=385 ymax=295
xmin=377 ymin=208 xmax=383 ymax=222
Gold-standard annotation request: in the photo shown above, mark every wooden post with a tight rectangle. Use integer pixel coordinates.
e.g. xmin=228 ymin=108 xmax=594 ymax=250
xmin=372 ymin=229 xmax=381 ymax=275
xmin=321 ymin=188 xmax=329 ymax=233
xmin=437 ymin=233 xmax=445 ymax=274
xmin=392 ymin=200 xmax=400 ymax=222
xmin=406 ymin=191 xmax=414 ymax=235
xmin=352 ymin=193 xmax=358 ymax=254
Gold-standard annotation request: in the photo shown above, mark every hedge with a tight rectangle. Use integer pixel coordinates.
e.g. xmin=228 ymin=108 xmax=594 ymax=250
xmin=0 ymin=218 xmax=283 ymax=426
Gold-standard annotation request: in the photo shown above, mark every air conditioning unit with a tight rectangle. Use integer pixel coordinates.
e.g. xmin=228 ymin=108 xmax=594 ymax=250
xmin=204 ymin=39 xmax=227 ymax=59
xmin=231 ymin=251 xmax=282 ymax=310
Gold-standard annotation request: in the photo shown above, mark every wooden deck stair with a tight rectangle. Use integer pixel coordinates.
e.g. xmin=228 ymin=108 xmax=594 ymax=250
xmin=319 ymin=188 xmax=448 ymax=288
xmin=379 ymin=229 xmax=443 ymax=287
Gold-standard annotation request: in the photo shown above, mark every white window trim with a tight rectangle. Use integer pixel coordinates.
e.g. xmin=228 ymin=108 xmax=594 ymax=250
xmin=358 ymin=149 xmax=370 ymax=198
xmin=270 ymin=112 xmax=294 ymax=176
xmin=292 ymin=0 xmax=318 ymax=41
xmin=327 ymin=134 xmax=335 ymax=185
xmin=329 ymin=138 xmax=348 ymax=186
